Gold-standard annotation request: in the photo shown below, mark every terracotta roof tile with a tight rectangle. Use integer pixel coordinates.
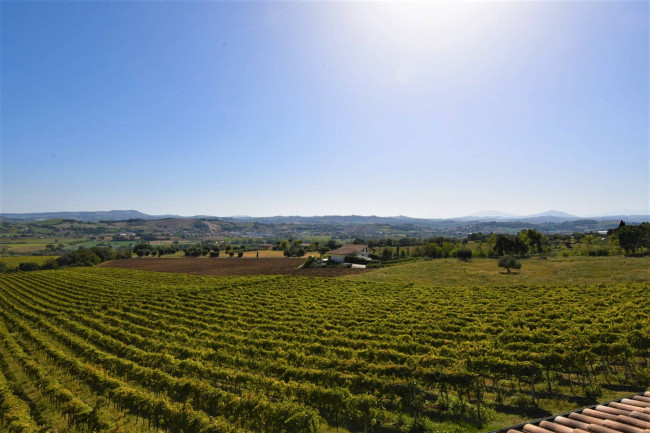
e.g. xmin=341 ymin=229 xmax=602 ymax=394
xmin=493 ymin=392 xmax=650 ymax=433
xmin=327 ymin=244 xmax=368 ymax=255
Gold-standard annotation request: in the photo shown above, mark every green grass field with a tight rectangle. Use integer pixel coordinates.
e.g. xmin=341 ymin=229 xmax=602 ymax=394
xmin=0 ymin=237 xmax=87 ymax=254
xmin=342 ymin=255 xmax=650 ymax=287
xmin=0 ymin=256 xmax=59 ymax=269
xmin=61 ymin=240 xmax=138 ymax=251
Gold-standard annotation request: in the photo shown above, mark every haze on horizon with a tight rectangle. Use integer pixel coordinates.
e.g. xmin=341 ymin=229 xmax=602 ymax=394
xmin=1 ymin=1 xmax=648 ymax=219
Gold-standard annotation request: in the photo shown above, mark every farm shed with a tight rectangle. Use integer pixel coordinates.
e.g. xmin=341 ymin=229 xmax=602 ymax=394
xmin=492 ymin=391 xmax=650 ymax=433
xmin=327 ymin=244 xmax=370 ymax=263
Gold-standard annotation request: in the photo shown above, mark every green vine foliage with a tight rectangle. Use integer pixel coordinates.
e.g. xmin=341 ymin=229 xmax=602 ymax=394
xmin=0 ymin=268 xmax=648 ymax=432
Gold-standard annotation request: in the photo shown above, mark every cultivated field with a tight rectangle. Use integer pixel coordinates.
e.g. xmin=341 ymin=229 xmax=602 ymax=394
xmin=99 ymin=257 xmax=367 ymax=277
xmin=0 ymin=267 xmax=647 ymax=433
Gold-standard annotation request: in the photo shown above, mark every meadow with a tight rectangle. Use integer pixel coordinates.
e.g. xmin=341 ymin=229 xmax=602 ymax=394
xmin=0 ymin=265 xmax=648 ymax=433
xmin=0 ymin=256 xmax=59 ymax=269
xmin=344 ymin=255 xmax=650 ymax=287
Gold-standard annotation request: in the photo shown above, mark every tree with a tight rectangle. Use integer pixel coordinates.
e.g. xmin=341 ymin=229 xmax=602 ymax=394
xmin=520 ymin=229 xmax=543 ymax=254
xmin=133 ymin=243 xmax=154 ymax=257
xmin=382 ymin=246 xmax=394 ymax=260
xmin=491 ymin=232 xmax=533 ymax=257
xmin=455 ymin=248 xmax=472 ymax=261
xmin=498 ymin=256 xmax=521 ymax=273
xmin=326 ymin=239 xmax=342 ymax=250
xmin=493 ymin=234 xmax=517 ymax=256
xmin=617 ymin=225 xmax=644 ymax=254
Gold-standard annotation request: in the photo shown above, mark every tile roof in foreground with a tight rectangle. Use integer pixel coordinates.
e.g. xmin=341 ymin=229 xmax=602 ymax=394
xmin=492 ymin=391 xmax=650 ymax=433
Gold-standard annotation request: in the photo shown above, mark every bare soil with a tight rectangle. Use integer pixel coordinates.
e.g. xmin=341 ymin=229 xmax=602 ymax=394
xmin=98 ymin=257 xmax=368 ymax=277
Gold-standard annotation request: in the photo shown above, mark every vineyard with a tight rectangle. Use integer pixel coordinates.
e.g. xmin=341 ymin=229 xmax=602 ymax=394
xmin=0 ymin=267 xmax=648 ymax=433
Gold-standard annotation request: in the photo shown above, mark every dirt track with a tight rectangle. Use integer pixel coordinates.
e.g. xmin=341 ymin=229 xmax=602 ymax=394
xmin=98 ymin=258 xmax=368 ymax=277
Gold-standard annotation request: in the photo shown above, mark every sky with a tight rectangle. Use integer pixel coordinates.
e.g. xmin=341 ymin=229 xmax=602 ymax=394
xmin=1 ymin=1 xmax=648 ymax=218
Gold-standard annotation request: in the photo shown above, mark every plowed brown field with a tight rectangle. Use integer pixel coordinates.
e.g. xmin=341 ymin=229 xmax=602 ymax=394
xmin=98 ymin=257 xmax=368 ymax=277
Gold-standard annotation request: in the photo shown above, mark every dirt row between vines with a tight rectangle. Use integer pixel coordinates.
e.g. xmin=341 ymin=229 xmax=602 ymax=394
xmin=98 ymin=257 xmax=368 ymax=277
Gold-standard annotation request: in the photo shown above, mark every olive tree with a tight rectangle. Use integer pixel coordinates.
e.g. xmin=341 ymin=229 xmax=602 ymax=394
xmin=498 ymin=255 xmax=521 ymax=273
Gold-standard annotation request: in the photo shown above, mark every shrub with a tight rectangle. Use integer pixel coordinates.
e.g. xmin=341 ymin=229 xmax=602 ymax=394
xmin=283 ymin=248 xmax=306 ymax=258
xmin=301 ymin=257 xmax=316 ymax=268
xmin=41 ymin=259 xmax=60 ymax=270
xmin=19 ymin=262 xmax=40 ymax=272
xmin=344 ymin=255 xmax=371 ymax=265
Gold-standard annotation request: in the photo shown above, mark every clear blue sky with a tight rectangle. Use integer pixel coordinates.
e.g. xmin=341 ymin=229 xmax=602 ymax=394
xmin=1 ymin=1 xmax=648 ymax=218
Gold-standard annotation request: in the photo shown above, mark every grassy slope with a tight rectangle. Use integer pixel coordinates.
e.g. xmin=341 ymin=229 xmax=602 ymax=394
xmin=341 ymin=255 xmax=650 ymax=287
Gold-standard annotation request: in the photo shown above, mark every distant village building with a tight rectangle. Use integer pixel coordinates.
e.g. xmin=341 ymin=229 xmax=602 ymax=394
xmin=328 ymin=244 xmax=370 ymax=263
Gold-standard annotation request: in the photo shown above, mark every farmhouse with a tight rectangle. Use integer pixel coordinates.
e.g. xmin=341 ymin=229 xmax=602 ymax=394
xmin=328 ymin=244 xmax=370 ymax=263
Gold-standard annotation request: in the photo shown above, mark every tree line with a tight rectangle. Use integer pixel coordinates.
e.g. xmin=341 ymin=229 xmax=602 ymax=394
xmin=1 ymin=247 xmax=131 ymax=273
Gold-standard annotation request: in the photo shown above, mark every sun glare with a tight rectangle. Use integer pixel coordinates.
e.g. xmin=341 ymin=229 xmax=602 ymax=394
xmin=337 ymin=2 xmax=522 ymax=91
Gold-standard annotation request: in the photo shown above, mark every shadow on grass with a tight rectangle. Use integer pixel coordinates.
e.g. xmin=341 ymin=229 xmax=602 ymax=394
xmin=601 ymin=383 xmax=643 ymax=393
xmin=493 ymin=404 xmax=552 ymax=419
xmin=566 ymin=395 xmax=600 ymax=407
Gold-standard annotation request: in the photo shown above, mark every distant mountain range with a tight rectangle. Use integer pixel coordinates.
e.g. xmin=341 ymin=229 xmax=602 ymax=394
xmin=0 ymin=209 xmax=648 ymax=225
xmin=458 ymin=210 xmax=579 ymax=220
xmin=0 ymin=210 xmax=163 ymax=222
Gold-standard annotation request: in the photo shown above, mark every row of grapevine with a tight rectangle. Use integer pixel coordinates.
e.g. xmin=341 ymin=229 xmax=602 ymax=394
xmin=0 ymin=368 xmax=40 ymax=433
xmin=1 ymin=268 xmax=648 ymax=433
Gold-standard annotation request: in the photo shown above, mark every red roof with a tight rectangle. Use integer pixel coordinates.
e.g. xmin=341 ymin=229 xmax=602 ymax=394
xmin=498 ymin=392 xmax=650 ymax=433
xmin=328 ymin=244 xmax=368 ymax=255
